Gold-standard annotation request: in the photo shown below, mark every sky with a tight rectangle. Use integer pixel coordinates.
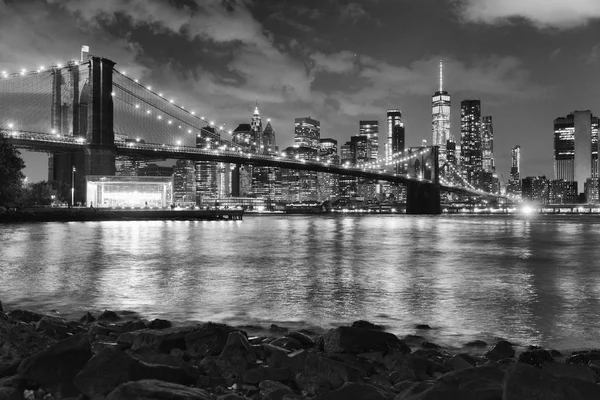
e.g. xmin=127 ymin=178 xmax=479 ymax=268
xmin=1 ymin=0 xmax=600 ymax=183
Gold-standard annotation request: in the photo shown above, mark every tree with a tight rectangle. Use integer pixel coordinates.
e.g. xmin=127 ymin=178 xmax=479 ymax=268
xmin=21 ymin=181 xmax=61 ymax=206
xmin=0 ymin=136 xmax=25 ymax=207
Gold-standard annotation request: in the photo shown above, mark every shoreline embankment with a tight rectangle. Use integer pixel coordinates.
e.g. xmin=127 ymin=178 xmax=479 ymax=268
xmin=1 ymin=302 xmax=600 ymax=399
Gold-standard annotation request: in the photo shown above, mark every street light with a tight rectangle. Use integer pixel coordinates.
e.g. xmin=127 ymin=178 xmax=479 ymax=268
xmin=71 ymin=165 xmax=76 ymax=207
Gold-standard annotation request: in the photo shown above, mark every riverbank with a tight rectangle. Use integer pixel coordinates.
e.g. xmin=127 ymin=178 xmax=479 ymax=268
xmin=1 ymin=304 xmax=600 ymax=399
xmin=0 ymin=208 xmax=243 ymax=222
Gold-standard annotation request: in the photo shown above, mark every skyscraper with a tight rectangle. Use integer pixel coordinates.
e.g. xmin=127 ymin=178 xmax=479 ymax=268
xmin=432 ymin=61 xmax=451 ymax=159
xmin=553 ymin=111 xmax=599 ymax=196
xmin=481 ymin=116 xmax=494 ymax=173
xmin=195 ymin=126 xmax=219 ymax=203
xmin=262 ymin=119 xmax=277 ymax=155
xmin=359 ymin=120 xmax=379 ymax=160
xmin=173 ymin=159 xmax=196 ymax=206
xmin=386 ymin=109 xmax=402 ymax=161
xmin=251 ymin=102 xmax=263 ymax=153
xmin=460 ymin=99 xmax=482 ymax=187
xmin=507 ymin=145 xmax=521 ymax=197
xmin=294 ymin=117 xmax=320 ymax=150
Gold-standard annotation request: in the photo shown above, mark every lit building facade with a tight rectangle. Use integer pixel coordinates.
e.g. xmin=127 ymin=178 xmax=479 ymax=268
xmin=481 ymin=116 xmax=494 ymax=173
xmin=86 ymin=176 xmax=173 ymax=208
xmin=251 ymin=103 xmax=263 ymax=153
xmin=294 ymin=117 xmax=320 ymax=150
xmin=386 ymin=109 xmax=403 ymax=161
xmin=262 ymin=120 xmax=277 ymax=155
xmin=549 ymin=179 xmax=578 ymax=204
xmin=359 ymin=120 xmax=379 ymax=160
xmin=196 ymin=126 xmax=219 ymax=204
xmin=281 ymin=146 xmax=319 ymax=202
xmin=460 ymin=99 xmax=483 ymax=187
xmin=521 ymin=176 xmax=549 ymax=204
xmin=553 ymin=111 xmax=599 ymax=198
xmin=432 ymin=61 xmax=451 ymax=161
xmin=507 ymin=145 xmax=522 ymax=197
xmin=173 ymin=160 xmax=196 ymax=206
xmin=318 ymin=138 xmax=339 ymax=200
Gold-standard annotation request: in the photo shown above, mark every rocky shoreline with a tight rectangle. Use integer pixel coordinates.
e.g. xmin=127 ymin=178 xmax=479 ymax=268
xmin=1 ymin=302 xmax=600 ymax=399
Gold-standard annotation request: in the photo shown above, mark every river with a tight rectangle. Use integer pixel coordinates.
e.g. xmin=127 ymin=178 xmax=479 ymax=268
xmin=1 ymin=214 xmax=600 ymax=352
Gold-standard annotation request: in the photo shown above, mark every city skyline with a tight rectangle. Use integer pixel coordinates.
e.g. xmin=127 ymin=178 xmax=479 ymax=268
xmin=2 ymin=0 xmax=600 ymax=182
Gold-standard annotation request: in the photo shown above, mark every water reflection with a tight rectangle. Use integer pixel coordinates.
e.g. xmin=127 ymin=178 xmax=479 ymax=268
xmin=2 ymin=215 xmax=600 ymax=350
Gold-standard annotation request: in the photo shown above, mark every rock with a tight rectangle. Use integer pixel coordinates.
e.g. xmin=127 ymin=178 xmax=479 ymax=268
xmin=465 ymin=340 xmax=487 ymax=348
xmin=216 ymin=331 xmax=256 ymax=381
xmin=118 ymin=325 xmax=197 ymax=353
xmin=284 ymin=331 xmax=315 ymax=348
xmin=296 ymin=353 xmax=361 ymax=395
xmin=149 ymin=318 xmax=172 ymax=330
xmin=185 ymin=322 xmax=239 ymax=357
xmin=387 ymin=366 xmax=416 ymax=384
xmin=0 ymin=301 xmax=3 ymax=313
xmin=242 ymin=366 xmax=291 ymax=384
xmin=566 ymin=349 xmax=600 ymax=365
xmin=393 ymin=381 xmax=434 ymax=398
xmin=270 ymin=337 xmax=303 ymax=351
xmin=542 ymin=362 xmax=597 ymax=383
xmin=258 ymin=380 xmax=294 ymax=400
xmin=89 ymin=323 xmax=119 ymax=338
xmin=313 ymin=382 xmax=390 ymax=400
xmin=35 ymin=316 xmax=68 ymax=339
xmin=415 ymin=324 xmax=432 ymax=330
xmin=106 ymin=379 xmax=211 ymax=400
xmin=518 ymin=349 xmax=554 ymax=367
xmin=98 ymin=310 xmax=120 ymax=322
xmin=218 ymin=395 xmax=250 ymax=400
xmin=7 ymin=310 xmax=44 ymax=323
xmin=73 ymin=348 xmax=195 ymax=398
xmin=357 ymin=351 xmax=386 ymax=365
xmin=118 ymin=319 xmax=147 ymax=333
xmin=503 ymin=362 xmax=600 ymax=400
xmin=444 ymin=355 xmax=473 ymax=371
xmin=270 ymin=324 xmax=288 ymax=333
xmin=79 ymin=312 xmax=96 ymax=325
xmin=133 ymin=352 xmax=197 ymax=377
xmin=267 ymin=348 xmax=307 ymax=373
xmin=483 ymin=340 xmax=514 ymax=361
xmin=351 ymin=320 xmax=385 ymax=331
xmin=17 ymin=334 xmax=92 ymax=397
xmin=324 ymin=327 xmax=410 ymax=355
xmin=421 ymin=341 xmax=440 ymax=350
xmin=0 ymin=387 xmax=21 ymax=400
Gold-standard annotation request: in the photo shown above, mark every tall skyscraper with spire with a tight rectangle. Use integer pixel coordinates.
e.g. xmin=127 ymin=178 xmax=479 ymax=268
xmin=432 ymin=60 xmax=451 ymax=159
xmin=251 ymin=100 xmax=263 ymax=153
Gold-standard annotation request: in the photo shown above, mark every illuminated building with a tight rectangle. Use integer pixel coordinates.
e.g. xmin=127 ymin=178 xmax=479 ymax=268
xmin=554 ymin=111 xmax=599 ymax=198
xmin=195 ymin=126 xmax=219 ymax=204
xmin=340 ymin=141 xmax=354 ymax=166
xmin=359 ymin=120 xmax=379 ymax=160
xmin=521 ymin=176 xmax=549 ymax=204
xmin=318 ymin=138 xmax=339 ymax=200
xmin=252 ymin=113 xmax=281 ymax=201
xmin=481 ymin=116 xmax=494 ymax=173
xmin=386 ymin=109 xmax=403 ymax=161
xmin=115 ymin=156 xmax=147 ymax=176
xmin=251 ymin=102 xmax=263 ymax=153
xmin=549 ymin=179 xmax=578 ymax=204
xmin=294 ymin=117 xmax=320 ymax=150
xmin=86 ymin=176 xmax=172 ymax=208
xmin=138 ymin=164 xmax=172 ymax=177
xmin=173 ymin=160 xmax=196 ymax=206
xmin=262 ymin=120 xmax=278 ymax=155
xmin=460 ymin=99 xmax=483 ymax=187
xmin=507 ymin=145 xmax=521 ymax=197
xmin=281 ymin=146 xmax=318 ymax=202
xmin=432 ymin=61 xmax=451 ymax=161
xmin=351 ymin=135 xmax=372 ymax=164
xmin=232 ymin=123 xmax=252 ymax=151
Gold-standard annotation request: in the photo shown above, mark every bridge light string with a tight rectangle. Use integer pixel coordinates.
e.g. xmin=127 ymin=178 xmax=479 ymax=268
xmin=0 ymin=59 xmax=86 ymax=80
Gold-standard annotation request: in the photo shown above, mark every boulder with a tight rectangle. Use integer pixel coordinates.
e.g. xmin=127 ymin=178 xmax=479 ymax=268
xmin=393 ymin=381 xmax=435 ymax=398
xmin=98 ymin=310 xmax=120 ymax=322
xmin=421 ymin=341 xmax=440 ymax=350
xmin=313 ymin=382 xmax=391 ymax=400
xmin=217 ymin=395 xmax=251 ymax=400
xmin=517 ymin=349 xmax=554 ymax=367
xmin=503 ymin=362 xmax=600 ymax=400
xmin=258 ymin=380 xmax=294 ymax=400
xmin=285 ymin=331 xmax=315 ymax=348
xmin=270 ymin=337 xmax=303 ymax=351
xmin=483 ymin=340 xmax=514 ymax=361
xmin=89 ymin=323 xmax=119 ymax=338
xmin=118 ymin=320 xmax=147 ymax=333
xmin=267 ymin=348 xmax=307 ymax=373
xmin=118 ymin=325 xmax=197 ymax=353
xmin=541 ymin=362 xmax=596 ymax=383
xmin=185 ymin=322 xmax=239 ymax=357
xmin=464 ymin=340 xmax=487 ymax=348
xmin=351 ymin=320 xmax=385 ymax=331
xmin=35 ymin=316 xmax=68 ymax=339
xmin=149 ymin=319 xmax=172 ymax=330
xmin=296 ymin=353 xmax=361 ymax=395
xmin=7 ymin=310 xmax=43 ymax=324
xmin=415 ymin=324 xmax=432 ymax=330
xmin=324 ymin=327 xmax=410 ymax=355
xmin=17 ymin=334 xmax=92 ymax=397
xmin=242 ymin=366 xmax=291 ymax=384
xmin=79 ymin=312 xmax=96 ymax=325
xmin=106 ymin=379 xmax=211 ymax=400
xmin=0 ymin=387 xmax=21 ymax=400
xmin=0 ymin=301 xmax=3 ymax=313
xmin=73 ymin=348 xmax=195 ymax=398
xmin=269 ymin=324 xmax=288 ymax=333
xmin=444 ymin=355 xmax=473 ymax=371
xmin=566 ymin=350 xmax=600 ymax=365
xmin=216 ymin=331 xmax=257 ymax=381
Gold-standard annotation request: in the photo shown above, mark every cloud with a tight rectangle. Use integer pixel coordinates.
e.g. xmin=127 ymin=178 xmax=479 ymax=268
xmin=587 ymin=44 xmax=600 ymax=64
xmin=340 ymin=3 xmax=370 ymax=22
xmin=453 ymin=0 xmax=600 ymax=29
xmin=269 ymin=12 xmax=314 ymax=33
xmin=310 ymin=51 xmax=357 ymax=74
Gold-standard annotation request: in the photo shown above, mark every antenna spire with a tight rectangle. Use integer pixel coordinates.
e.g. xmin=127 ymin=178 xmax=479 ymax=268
xmin=439 ymin=59 xmax=443 ymax=92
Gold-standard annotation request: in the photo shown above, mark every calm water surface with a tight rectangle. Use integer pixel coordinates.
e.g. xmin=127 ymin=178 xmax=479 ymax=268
xmin=1 ymin=214 xmax=600 ymax=351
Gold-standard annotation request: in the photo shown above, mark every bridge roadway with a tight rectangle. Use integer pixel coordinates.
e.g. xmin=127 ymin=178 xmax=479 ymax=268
xmin=1 ymin=130 xmax=489 ymax=196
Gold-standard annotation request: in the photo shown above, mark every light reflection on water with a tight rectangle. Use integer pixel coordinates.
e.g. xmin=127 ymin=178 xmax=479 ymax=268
xmin=1 ymin=215 xmax=600 ymax=351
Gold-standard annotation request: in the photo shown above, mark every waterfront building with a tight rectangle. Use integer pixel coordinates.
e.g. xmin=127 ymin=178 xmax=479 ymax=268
xmin=507 ymin=145 xmax=522 ymax=197
xmin=359 ymin=120 xmax=379 ymax=160
xmin=173 ymin=160 xmax=196 ymax=207
xmin=521 ymin=176 xmax=549 ymax=204
xmin=262 ymin=120 xmax=278 ymax=155
xmin=460 ymin=99 xmax=483 ymax=187
xmin=115 ymin=156 xmax=147 ymax=176
xmin=318 ymin=138 xmax=339 ymax=201
xmin=432 ymin=61 xmax=452 ymax=162
xmin=86 ymin=176 xmax=173 ymax=208
xmin=195 ymin=126 xmax=219 ymax=204
xmin=553 ymin=111 xmax=599 ymax=199
xmin=138 ymin=163 xmax=173 ymax=177
xmin=340 ymin=141 xmax=355 ymax=166
xmin=281 ymin=146 xmax=319 ymax=202
xmin=391 ymin=121 xmax=406 ymax=174
xmin=549 ymin=179 xmax=578 ymax=204
xmin=386 ymin=109 xmax=403 ymax=161
xmin=351 ymin=135 xmax=372 ymax=164
xmin=251 ymin=102 xmax=263 ymax=154
xmin=294 ymin=117 xmax=320 ymax=150
xmin=481 ymin=116 xmax=494 ymax=173
xmin=232 ymin=123 xmax=253 ymax=151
